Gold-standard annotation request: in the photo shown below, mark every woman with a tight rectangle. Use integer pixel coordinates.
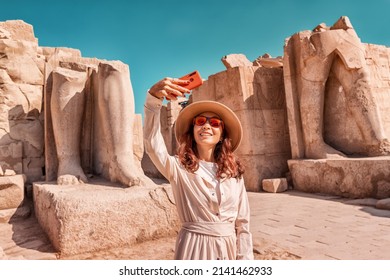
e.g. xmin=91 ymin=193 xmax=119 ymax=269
xmin=144 ymin=77 xmax=254 ymax=260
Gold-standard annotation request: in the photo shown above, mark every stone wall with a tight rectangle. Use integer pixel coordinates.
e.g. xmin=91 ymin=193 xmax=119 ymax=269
xmin=0 ymin=20 xmax=45 ymax=183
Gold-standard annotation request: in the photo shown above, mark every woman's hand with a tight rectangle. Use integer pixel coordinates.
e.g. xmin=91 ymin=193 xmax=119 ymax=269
xmin=149 ymin=77 xmax=191 ymax=101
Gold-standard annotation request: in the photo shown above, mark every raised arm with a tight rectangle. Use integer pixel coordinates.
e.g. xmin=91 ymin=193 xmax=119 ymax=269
xmin=143 ymin=77 xmax=190 ymax=179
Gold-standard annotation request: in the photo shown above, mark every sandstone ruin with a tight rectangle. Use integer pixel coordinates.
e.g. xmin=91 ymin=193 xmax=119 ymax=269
xmin=1 ymin=16 xmax=390 ymax=258
xmin=150 ymin=16 xmax=390 ymax=198
xmin=0 ymin=20 xmax=179 ymax=258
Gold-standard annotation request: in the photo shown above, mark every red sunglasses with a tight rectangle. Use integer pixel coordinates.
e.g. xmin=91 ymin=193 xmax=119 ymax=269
xmin=193 ymin=115 xmax=224 ymax=128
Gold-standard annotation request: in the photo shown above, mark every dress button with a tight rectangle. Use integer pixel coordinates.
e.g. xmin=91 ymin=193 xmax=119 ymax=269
xmin=216 ymin=213 xmax=219 ymax=216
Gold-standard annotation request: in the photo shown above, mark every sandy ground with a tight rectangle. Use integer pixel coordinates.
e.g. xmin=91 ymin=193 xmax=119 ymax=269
xmin=59 ymin=235 xmax=299 ymax=260
xmin=1 ymin=212 xmax=298 ymax=260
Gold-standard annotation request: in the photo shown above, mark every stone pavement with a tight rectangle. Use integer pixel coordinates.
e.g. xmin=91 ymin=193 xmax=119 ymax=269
xmin=0 ymin=200 xmax=57 ymax=260
xmin=249 ymin=191 xmax=390 ymax=260
xmin=1 ymin=190 xmax=389 ymax=260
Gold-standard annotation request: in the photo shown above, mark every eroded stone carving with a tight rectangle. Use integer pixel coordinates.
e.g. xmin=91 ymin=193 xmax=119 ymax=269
xmin=0 ymin=20 xmax=146 ymax=188
xmin=92 ymin=62 xmax=142 ymax=186
xmin=0 ymin=20 xmax=179 ymax=254
xmin=284 ymin=16 xmax=390 ymax=198
xmin=48 ymin=59 xmax=143 ymax=187
xmin=284 ymin=16 xmax=390 ymax=159
xmin=33 ymin=182 xmax=179 ymax=256
xmin=51 ymin=67 xmax=89 ymax=184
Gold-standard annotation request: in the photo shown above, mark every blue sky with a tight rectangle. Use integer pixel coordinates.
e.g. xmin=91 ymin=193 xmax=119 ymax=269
xmin=1 ymin=0 xmax=390 ymax=117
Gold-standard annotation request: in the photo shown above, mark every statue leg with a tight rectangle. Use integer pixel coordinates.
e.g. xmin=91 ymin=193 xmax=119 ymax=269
xmin=93 ymin=62 xmax=141 ymax=187
xmin=331 ymin=57 xmax=390 ymax=156
xmin=51 ymin=68 xmax=88 ymax=184
xmin=299 ymin=55 xmax=346 ymax=159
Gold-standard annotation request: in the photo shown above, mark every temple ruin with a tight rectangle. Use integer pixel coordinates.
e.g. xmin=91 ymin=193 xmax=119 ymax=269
xmin=1 ymin=16 xmax=390 ymax=258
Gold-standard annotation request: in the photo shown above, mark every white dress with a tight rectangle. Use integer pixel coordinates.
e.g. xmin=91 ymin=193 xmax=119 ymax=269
xmin=144 ymin=93 xmax=254 ymax=260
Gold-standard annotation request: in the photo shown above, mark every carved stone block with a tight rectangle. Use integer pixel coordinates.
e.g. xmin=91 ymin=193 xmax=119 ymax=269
xmin=288 ymin=157 xmax=390 ymax=199
xmin=0 ymin=174 xmax=25 ymax=210
xmin=33 ymin=180 xmax=180 ymax=256
xmin=262 ymin=178 xmax=288 ymax=193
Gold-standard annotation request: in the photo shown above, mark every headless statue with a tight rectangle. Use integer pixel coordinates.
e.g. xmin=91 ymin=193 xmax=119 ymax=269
xmin=51 ymin=67 xmax=88 ymax=184
xmin=289 ymin=16 xmax=390 ymax=159
xmin=51 ymin=61 xmax=141 ymax=186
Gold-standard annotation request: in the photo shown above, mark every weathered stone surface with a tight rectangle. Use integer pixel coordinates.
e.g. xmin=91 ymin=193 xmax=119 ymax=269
xmin=43 ymin=55 xmax=145 ymax=187
xmin=221 ymin=53 xmax=252 ymax=68
xmin=0 ymin=174 xmax=25 ymax=210
xmin=283 ymin=16 xmax=390 ymax=159
xmin=253 ymin=54 xmax=283 ymax=68
xmin=49 ymin=66 xmax=90 ymax=184
xmin=288 ymin=157 xmax=390 ymax=198
xmin=324 ymin=43 xmax=390 ymax=156
xmin=262 ymin=178 xmax=288 ymax=193
xmin=0 ymin=20 xmax=37 ymax=42
xmin=43 ymin=55 xmax=95 ymax=183
xmin=92 ymin=61 xmax=143 ymax=187
xmin=39 ymin=46 xmax=81 ymax=59
xmin=0 ymin=20 xmax=45 ymax=183
xmin=0 ymin=51 xmax=44 ymax=85
xmin=281 ymin=16 xmax=390 ymax=198
xmin=133 ymin=114 xmax=144 ymax=161
xmin=0 ymin=141 xmax=23 ymax=174
xmin=22 ymin=157 xmax=45 ymax=183
xmin=0 ymin=246 xmax=5 ymax=260
xmin=1 ymin=20 xmax=145 ymax=187
xmin=33 ymin=180 xmax=180 ymax=256
xmin=376 ymin=198 xmax=390 ymax=210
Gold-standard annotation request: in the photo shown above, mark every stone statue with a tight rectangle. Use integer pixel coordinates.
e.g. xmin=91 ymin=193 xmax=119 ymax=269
xmin=51 ymin=67 xmax=89 ymax=184
xmin=284 ymin=16 xmax=390 ymax=159
xmin=50 ymin=59 xmax=142 ymax=186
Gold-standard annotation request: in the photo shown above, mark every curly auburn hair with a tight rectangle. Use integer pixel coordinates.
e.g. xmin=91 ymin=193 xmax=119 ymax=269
xmin=177 ymin=123 xmax=244 ymax=179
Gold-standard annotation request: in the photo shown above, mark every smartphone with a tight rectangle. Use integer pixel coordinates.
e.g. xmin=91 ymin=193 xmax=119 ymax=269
xmin=179 ymin=70 xmax=203 ymax=90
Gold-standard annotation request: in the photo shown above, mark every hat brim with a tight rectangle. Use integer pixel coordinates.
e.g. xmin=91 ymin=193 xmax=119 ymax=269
xmin=175 ymin=101 xmax=242 ymax=152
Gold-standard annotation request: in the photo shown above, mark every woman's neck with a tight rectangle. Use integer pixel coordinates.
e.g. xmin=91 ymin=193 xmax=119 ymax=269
xmin=197 ymin=146 xmax=215 ymax=162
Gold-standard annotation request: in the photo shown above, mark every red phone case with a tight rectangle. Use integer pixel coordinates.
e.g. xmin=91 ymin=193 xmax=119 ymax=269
xmin=179 ymin=71 xmax=203 ymax=90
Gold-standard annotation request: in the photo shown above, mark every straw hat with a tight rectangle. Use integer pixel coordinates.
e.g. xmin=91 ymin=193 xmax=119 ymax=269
xmin=174 ymin=100 xmax=243 ymax=151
